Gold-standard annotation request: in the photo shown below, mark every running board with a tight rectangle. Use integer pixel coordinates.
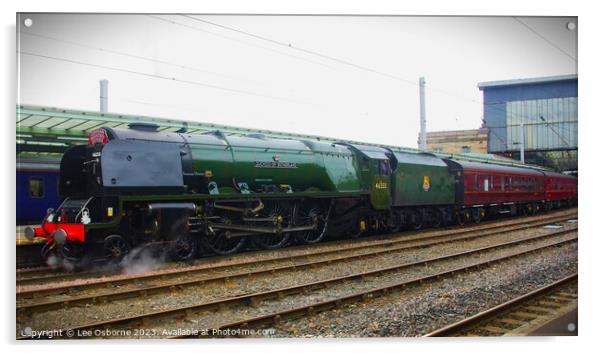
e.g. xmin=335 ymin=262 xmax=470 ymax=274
xmin=208 ymin=222 xmax=316 ymax=235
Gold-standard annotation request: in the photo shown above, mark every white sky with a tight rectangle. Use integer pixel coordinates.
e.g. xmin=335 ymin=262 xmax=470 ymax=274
xmin=17 ymin=14 xmax=577 ymax=148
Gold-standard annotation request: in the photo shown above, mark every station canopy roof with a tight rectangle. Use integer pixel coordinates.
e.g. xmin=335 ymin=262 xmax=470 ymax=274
xmin=15 ymin=104 xmax=547 ymax=170
xmin=16 ymin=104 xmax=381 ymax=156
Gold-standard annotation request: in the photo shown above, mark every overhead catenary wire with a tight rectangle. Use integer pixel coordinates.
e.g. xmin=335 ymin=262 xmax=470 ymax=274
xmin=513 ymin=17 xmax=577 ymax=62
xmin=179 ymin=14 xmax=577 ymax=128
xmin=18 ymin=28 xmax=373 ymax=121
xmin=182 ymin=15 xmax=578 ymax=104
xmin=147 ymin=15 xmax=340 ymax=71
xmin=18 ymin=51 xmax=324 ymax=108
xmin=180 ymin=14 xmax=417 ymax=86
xmin=155 ymin=14 xmax=577 ymax=133
xmin=19 ymin=31 xmax=266 ymax=87
xmin=18 ymin=50 xmax=379 ymax=125
xmin=175 ymin=15 xmax=500 ymax=128
xmin=19 ymin=16 xmax=576 ymax=154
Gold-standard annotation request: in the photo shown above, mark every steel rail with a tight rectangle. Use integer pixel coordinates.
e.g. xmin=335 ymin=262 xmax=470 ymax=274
xmin=19 ymin=228 xmax=576 ymax=338
xmin=17 ymin=212 xmax=576 ymax=291
xmin=423 ymin=273 xmax=578 ymax=337
xmin=16 ymin=209 xmax=577 ymax=280
xmin=175 ymin=237 xmax=578 ymax=338
xmin=17 ymin=220 xmax=577 ymax=312
xmin=16 ymin=266 xmax=52 ymax=275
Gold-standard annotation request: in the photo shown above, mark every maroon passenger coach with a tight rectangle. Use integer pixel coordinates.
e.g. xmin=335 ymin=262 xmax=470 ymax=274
xmin=444 ymin=160 xmax=576 ymax=222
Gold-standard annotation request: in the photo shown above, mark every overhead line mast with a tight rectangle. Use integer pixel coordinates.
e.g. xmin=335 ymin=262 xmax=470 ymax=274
xmin=419 ymin=77 xmax=427 ymax=151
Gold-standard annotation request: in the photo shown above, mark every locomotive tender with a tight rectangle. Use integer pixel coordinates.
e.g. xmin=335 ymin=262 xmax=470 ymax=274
xmin=26 ymin=123 xmax=577 ymax=264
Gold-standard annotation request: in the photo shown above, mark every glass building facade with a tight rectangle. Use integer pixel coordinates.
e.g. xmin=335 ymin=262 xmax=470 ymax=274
xmin=479 ymin=75 xmax=578 ymax=172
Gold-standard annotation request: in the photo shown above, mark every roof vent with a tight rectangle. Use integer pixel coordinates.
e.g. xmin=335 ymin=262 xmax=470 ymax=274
xmin=128 ymin=122 xmax=160 ymax=131
xmin=246 ymin=133 xmax=267 ymax=139
xmin=204 ymin=130 xmax=225 ymax=137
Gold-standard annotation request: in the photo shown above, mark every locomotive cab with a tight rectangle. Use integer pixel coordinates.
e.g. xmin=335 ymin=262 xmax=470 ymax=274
xmin=343 ymin=144 xmax=392 ymax=210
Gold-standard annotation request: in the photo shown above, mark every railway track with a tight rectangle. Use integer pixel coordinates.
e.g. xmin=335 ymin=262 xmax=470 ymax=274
xmin=16 ymin=210 xmax=577 ymax=288
xmin=15 ymin=208 xmax=577 ymax=278
xmin=17 ymin=225 xmax=577 ymax=339
xmin=16 ymin=244 xmax=45 ymax=269
xmin=17 ymin=214 xmax=576 ymax=310
xmin=424 ymin=274 xmax=578 ymax=336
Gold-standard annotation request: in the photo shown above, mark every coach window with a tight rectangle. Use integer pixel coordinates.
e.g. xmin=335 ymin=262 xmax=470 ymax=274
xmin=29 ymin=176 xmax=45 ymax=198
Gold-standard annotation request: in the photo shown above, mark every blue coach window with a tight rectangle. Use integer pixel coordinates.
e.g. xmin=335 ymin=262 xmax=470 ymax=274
xmin=28 ymin=176 xmax=45 ymax=198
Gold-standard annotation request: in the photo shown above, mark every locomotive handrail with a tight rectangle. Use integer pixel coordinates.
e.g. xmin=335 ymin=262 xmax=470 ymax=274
xmin=73 ymin=197 xmax=94 ymax=224
xmin=48 ymin=197 xmax=69 ymax=219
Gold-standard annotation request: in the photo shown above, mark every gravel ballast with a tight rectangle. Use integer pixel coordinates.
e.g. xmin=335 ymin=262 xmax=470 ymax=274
xmin=267 ymin=242 xmax=578 ymax=338
xmin=17 ymin=230 xmax=576 ymax=337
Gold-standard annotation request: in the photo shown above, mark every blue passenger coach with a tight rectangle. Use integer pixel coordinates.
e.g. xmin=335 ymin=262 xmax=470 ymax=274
xmin=17 ymin=157 xmax=60 ymax=224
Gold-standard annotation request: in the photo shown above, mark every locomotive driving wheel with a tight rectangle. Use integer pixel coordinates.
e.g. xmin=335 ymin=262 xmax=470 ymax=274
xmin=58 ymin=242 xmax=89 ymax=270
xmin=252 ymin=201 xmax=292 ymax=249
xmin=59 ymin=242 xmax=86 ymax=262
xmin=169 ymin=233 xmax=198 ymax=261
xmin=202 ymin=214 xmax=247 ymax=255
xmin=294 ymin=202 xmax=328 ymax=244
xmin=103 ymin=234 xmax=131 ymax=261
